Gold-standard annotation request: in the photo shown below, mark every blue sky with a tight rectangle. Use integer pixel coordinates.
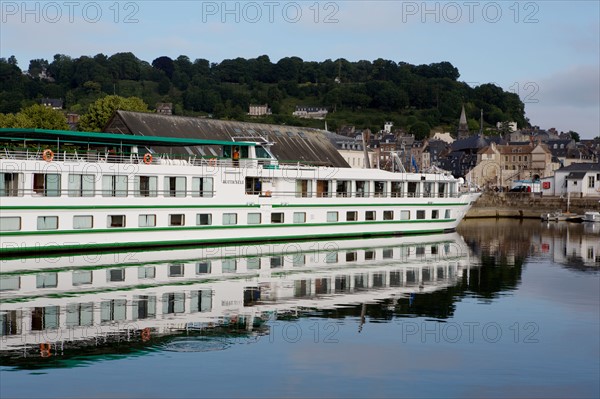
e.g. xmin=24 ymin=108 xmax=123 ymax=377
xmin=1 ymin=1 xmax=598 ymax=138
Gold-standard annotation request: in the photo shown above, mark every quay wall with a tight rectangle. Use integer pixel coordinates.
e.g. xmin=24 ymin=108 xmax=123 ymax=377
xmin=466 ymin=192 xmax=600 ymax=219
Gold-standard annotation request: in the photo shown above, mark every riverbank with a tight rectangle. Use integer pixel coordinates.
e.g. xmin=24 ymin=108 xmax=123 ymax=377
xmin=466 ymin=192 xmax=600 ymax=219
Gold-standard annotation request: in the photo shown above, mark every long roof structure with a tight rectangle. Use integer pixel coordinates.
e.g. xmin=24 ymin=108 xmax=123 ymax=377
xmin=104 ymin=111 xmax=350 ymax=167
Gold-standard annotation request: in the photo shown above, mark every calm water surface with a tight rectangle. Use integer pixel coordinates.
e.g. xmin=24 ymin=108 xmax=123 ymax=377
xmin=1 ymin=220 xmax=598 ymax=398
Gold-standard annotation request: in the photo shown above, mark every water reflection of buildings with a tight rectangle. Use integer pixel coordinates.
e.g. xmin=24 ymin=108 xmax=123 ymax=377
xmin=537 ymin=222 xmax=600 ymax=269
xmin=1 ymin=234 xmax=474 ymax=363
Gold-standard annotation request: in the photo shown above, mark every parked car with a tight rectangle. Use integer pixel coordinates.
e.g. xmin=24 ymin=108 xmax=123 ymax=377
xmin=509 ymin=186 xmax=531 ymax=192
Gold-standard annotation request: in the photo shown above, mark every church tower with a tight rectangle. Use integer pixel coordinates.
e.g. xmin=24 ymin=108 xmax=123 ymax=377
xmin=457 ymin=105 xmax=470 ymax=139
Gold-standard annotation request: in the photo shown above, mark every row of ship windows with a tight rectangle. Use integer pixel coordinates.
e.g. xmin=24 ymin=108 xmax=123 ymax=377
xmin=0 ymin=173 xmax=456 ymax=198
xmin=0 ymin=243 xmax=455 ymax=292
xmin=0 ymin=209 xmax=453 ymax=231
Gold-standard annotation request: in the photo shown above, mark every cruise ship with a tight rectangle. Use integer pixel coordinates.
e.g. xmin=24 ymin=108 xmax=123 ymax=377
xmin=0 ymin=128 xmax=480 ymax=256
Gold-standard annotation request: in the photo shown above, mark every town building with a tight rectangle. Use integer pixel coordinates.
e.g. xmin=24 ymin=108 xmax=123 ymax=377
xmin=540 ymin=163 xmax=600 ymax=198
xmin=248 ymin=104 xmax=271 ymax=117
xmin=292 ymin=106 xmax=328 ymax=120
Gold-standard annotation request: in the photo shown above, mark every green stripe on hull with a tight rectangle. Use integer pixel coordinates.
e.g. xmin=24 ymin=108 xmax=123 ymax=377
xmin=0 ymin=228 xmax=453 ymax=256
xmin=1 ymin=219 xmax=456 ymax=236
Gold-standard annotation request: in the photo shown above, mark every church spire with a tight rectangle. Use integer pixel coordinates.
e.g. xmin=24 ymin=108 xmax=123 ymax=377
xmin=457 ymin=104 xmax=469 ymax=139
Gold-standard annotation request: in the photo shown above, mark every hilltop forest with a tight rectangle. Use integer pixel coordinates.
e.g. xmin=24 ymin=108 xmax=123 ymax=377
xmin=0 ymin=53 xmax=527 ymax=136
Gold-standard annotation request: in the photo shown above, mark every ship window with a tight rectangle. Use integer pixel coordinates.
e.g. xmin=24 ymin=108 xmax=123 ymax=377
xmin=416 ymin=210 xmax=426 ymax=220
xmin=68 ymin=174 xmax=95 ymax=197
xmin=400 ymin=210 xmax=410 ymax=220
xmin=196 ymin=262 xmax=211 ymax=274
xmin=365 ymin=211 xmax=376 ymax=221
xmin=445 ymin=209 xmax=451 ymax=219
xmin=138 ymin=266 xmax=156 ymax=279
xmin=245 ymin=177 xmax=262 ymax=195
xmin=327 ymin=211 xmax=338 ymax=222
xmin=391 ymin=182 xmax=403 ymax=197
xmin=135 ymin=176 xmax=158 ymax=197
xmin=31 ymin=306 xmax=59 ymax=330
xmin=346 ymin=252 xmax=357 ymax=262
xmin=316 ymin=180 xmax=331 ymax=197
xmin=438 ymin=183 xmax=447 ymax=197
xmin=168 ymin=264 xmax=184 ymax=277
xmin=0 ymin=173 xmax=21 ymax=197
xmin=346 ymin=211 xmax=358 ymax=221
xmin=196 ymin=213 xmax=212 ymax=225
xmin=296 ymin=180 xmax=312 ymax=197
xmin=383 ymin=211 xmax=394 ymax=220
xmin=223 ymin=213 xmax=237 ymax=225
xmin=108 ymin=269 xmax=125 ymax=282
xmin=423 ymin=182 xmax=433 ymax=198
xmin=271 ymin=212 xmax=284 ymax=224
xmin=0 ymin=217 xmax=21 ymax=231
xmin=356 ymin=181 xmax=367 ymax=197
xmin=336 ymin=180 xmax=351 ymax=197
xmin=293 ymin=254 xmax=305 ymax=267
xmin=162 ymin=293 xmax=185 ymax=314
xmin=407 ymin=182 xmax=419 ymax=197
xmin=247 ymin=258 xmax=261 ymax=270
xmin=325 ymin=252 xmax=338 ymax=264
xmin=36 ymin=273 xmax=58 ymax=288
xmin=365 ymin=250 xmax=375 ymax=260
xmin=0 ymin=276 xmax=20 ymax=291
xmin=222 ymin=259 xmax=237 ymax=273
xmin=33 ymin=173 xmax=61 ymax=197
xmin=270 ymin=257 xmax=283 ymax=268
xmin=102 ymin=175 xmax=127 ymax=197
xmin=164 ymin=176 xmax=186 ymax=197
xmin=72 ymin=270 xmax=93 ymax=286
xmin=383 ymin=249 xmax=394 ymax=259
xmin=73 ymin=215 xmax=93 ymax=229
xmin=432 ymin=210 xmax=439 ymax=219
xmin=101 ymin=299 xmax=127 ymax=322
xmin=247 ymin=213 xmax=262 ymax=224
xmin=169 ymin=214 xmax=185 ymax=226
xmin=293 ymin=212 xmax=306 ymax=223
xmin=108 ymin=215 xmax=126 ymax=228
xmin=192 ymin=177 xmax=214 ymax=197
xmin=374 ymin=181 xmax=386 ymax=197
xmin=190 ymin=290 xmax=212 ymax=313
xmin=139 ymin=214 xmax=156 ymax=227
xmin=37 ymin=216 xmax=58 ymax=230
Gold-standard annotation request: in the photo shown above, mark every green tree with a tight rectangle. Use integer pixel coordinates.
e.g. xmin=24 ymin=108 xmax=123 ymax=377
xmin=78 ymin=95 xmax=149 ymax=131
xmin=409 ymin=121 xmax=431 ymax=140
xmin=567 ymin=131 xmax=580 ymax=142
xmin=0 ymin=104 xmax=69 ymax=130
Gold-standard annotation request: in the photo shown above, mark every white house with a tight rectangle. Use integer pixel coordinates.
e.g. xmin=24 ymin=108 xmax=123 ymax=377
xmin=541 ymin=163 xmax=600 ymax=197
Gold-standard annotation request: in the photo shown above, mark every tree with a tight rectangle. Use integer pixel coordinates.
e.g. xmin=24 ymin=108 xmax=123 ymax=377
xmin=0 ymin=104 xmax=69 ymax=130
xmin=152 ymin=56 xmax=175 ymax=79
xmin=78 ymin=95 xmax=149 ymax=131
xmin=409 ymin=121 xmax=431 ymax=140
xmin=567 ymin=131 xmax=580 ymax=142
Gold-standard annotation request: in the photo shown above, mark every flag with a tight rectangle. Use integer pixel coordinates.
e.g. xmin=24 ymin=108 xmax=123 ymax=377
xmin=411 ymin=156 xmax=419 ymax=173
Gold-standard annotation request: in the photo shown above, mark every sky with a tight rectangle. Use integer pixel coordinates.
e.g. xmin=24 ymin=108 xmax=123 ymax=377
xmin=1 ymin=0 xmax=598 ymax=138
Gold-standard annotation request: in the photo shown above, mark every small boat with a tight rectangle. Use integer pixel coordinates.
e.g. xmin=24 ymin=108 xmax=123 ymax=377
xmin=583 ymin=211 xmax=600 ymax=223
xmin=541 ymin=211 xmax=578 ymax=222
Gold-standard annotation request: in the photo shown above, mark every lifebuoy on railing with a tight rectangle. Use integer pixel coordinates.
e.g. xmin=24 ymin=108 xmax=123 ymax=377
xmin=141 ymin=327 xmax=151 ymax=342
xmin=143 ymin=153 xmax=153 ymax=164
xmin=42 ymin=149 xmax=54 ymax=162
xmin=208 ymin=158 xmax=217 ymax=166
xmin=39 ymin=343 xmax=51 ymax=358
xmin=265 ymin=190 xmax=272 ymax=197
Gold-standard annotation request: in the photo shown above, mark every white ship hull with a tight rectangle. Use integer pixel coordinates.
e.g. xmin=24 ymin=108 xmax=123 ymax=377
xmin=0 ymin=130 xmax=480 ymax=256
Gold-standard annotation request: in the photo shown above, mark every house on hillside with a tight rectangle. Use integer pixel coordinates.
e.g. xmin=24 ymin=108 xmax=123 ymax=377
xmin=292 ymin=106 xmax=328 ymax=120
xmin=40 ymin=98 xmax=63 ymax=110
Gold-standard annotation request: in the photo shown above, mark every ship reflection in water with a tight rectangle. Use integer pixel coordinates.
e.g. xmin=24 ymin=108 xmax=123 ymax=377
xmin=1 ymin=233 xmax=474 ymax=366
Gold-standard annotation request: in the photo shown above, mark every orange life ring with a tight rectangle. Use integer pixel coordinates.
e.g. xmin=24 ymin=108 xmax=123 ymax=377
xmin=42 ymin=149 xmax=54 ymax=162
xmin=265 ymin=190 xmax=272 ymax=197
xmin=143 ymin=153 xmax=153 ymax=165
xmin=208 ymin=158 xmax=217 ymax=166
xmin=141 ymin=328 xmax=151 ymax=342
xmin=39 ymin=343 xmax=52 ymax=358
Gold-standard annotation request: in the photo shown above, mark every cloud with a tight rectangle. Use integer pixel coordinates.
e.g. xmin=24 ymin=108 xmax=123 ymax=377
xmin=537 ymin=65 xmax=600 ymax=108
